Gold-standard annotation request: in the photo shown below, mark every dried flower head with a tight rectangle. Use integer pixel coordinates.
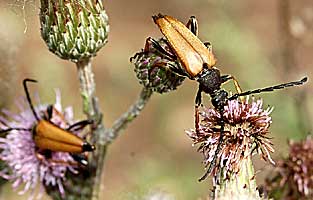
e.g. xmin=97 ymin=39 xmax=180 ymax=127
xmin=186 ymin=97 xmax=274 ymax=178
xmin=131 ymin=38 xmax=185 ymax=93
xmin=265 ymin=136 xmax=313 ymax=200
xmin=0 ymin=91 xmax=80 ymax=199
xmin=40 ymin=0 xmax=109 ymax=62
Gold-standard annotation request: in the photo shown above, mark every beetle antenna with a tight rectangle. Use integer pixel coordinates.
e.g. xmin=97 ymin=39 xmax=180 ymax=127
xmin=0 ymin=118 xmax=31 ymax=134
xmin=228 ymin=77 xmax=308 ymax=101
xmin=23 ymin=78 xmax=40 ymax=122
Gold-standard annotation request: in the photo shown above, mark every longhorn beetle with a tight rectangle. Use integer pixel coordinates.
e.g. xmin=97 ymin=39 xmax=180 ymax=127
xmin=0 ymin=79 xmax=95 ymax=166
xmin=151 ymin=14 xmax=308 ymax=181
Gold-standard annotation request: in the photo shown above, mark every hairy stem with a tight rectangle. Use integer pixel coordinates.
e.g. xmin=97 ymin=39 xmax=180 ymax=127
xmin=47 ymin=58 xmax=106 ymax=200
xmin=76 ymin=58 xmax=106 ymax=200
xmin=76 ymin=59 xmax=153 ymax=199
xmin=90 ymin=87 xmax=153 ymax=199
xmin=109 ymin=87 xmax=153 ymax=142
xmin=76 ymin=58 xmax=98 ymax=119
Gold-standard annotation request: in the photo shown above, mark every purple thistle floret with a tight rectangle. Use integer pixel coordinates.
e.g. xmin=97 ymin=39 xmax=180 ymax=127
xmin=186 ymin=97 xmax=274 ymax=177
xmin=0 ymin=90 xmax=79 ymax=199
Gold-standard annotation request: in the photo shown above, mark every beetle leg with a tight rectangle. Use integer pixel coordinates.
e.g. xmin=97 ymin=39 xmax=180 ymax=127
xmin=221 ymin=75 xmax=243 ymax=93
xmin=130 ymin=51 xmax=143 ymax=62
xmin=67 ymin=119 xmax=93 ymax=132
xmin=199 ymin=106 xmax=225 ymax=181
xmin=36 ymin=152 xmax=80 ymax=166
xmin=131 ymin=37 xmax=170 ymax=62
xmin=150 ymin=58 xmax=187 ymax=78
xmin=195 ymin=87 xmax=203 ymax=106
xmin=203 ymin=42 xmax=213 ymax=53
xmin=47 ymin=106 xmax=70 ymax=126
xmin=45 ymin=104 xmax=54 ymax=120
xmin=186 ymin=16 xmax=198 ymax=36
xmin=195 ymin=87 xmax=203 ymax=135
xmin=167 ymin=63 xmax=189 ymax=77
xmin=148 ymin=37 xmax=177 ymax=60
xmin=195 ymin=107 xmax=200 ymax=136
xmin=70 ymin=153 xmax=88 ymax=166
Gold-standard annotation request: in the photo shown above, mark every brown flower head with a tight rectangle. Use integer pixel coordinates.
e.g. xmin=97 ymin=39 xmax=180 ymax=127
xmin=186 ymin=97 xmax=274 ymax=177
xmin=266 ymin=136 xmax=313 ymax=200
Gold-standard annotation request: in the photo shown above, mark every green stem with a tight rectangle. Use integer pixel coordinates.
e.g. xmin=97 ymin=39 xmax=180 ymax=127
xmin=76 ymin=58 xmax=106 ymax=200
xmin=76 ymin=58 xmax=98 ymax=119
xmin=47 ymin=58 xmax=105 ymax=200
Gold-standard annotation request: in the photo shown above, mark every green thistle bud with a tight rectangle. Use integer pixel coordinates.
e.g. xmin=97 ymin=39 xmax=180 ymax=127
xmin=40 ymin=0 xmax=109 ymax=62
xmin=131 ymin=38 xmax=185 ymax=94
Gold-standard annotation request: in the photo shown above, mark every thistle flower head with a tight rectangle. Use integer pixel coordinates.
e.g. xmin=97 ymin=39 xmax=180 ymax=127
xmin=131 ymin=38 xmax=185 ymax=93
xmin=186 ymin=97 xmax=274 ymax=178
xmin=0 ymin=91 xmax=80 ymax=199
xmin=40 ymin=0 xmax=109 ymax=62
xmin=266 ymin=136 xmax=313 ymax=199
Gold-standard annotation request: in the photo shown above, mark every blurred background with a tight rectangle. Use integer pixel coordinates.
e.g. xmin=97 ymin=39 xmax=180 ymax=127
xmin=0 ymin=0 xmax=312 ymax=199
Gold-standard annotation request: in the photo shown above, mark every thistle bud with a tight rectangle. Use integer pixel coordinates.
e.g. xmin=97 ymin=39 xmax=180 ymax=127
xmin=131 ymin=38 xmax=185 ymax=94
xmin=40 ymin=0 xmax=109 ymax=62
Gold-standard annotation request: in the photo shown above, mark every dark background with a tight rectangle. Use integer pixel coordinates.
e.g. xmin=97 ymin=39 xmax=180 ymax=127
xmin=0 ymin=0 xmax=312 ymax=199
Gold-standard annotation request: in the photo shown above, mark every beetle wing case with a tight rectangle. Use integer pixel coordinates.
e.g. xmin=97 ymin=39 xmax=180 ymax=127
xmin=153 ymin=14 xmax=217 ymax=77
xmin=35 ymin=120 xmax=85 ymax=153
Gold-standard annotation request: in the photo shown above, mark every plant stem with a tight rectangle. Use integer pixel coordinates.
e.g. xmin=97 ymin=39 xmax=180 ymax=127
xmin=109 ymin=87 xmax=153 ymax=142
xmin=76 ymin=58 xmax=98 ymax=119
xmin=91 ymin=87 xmax=153 ymax=200
xmin=92 ymin=88 xmax=153 ymax=200
xmin=76 ymin=58 xmax=106 ymax=200
xmin=76 ymin=58 xmax=153 ymax=199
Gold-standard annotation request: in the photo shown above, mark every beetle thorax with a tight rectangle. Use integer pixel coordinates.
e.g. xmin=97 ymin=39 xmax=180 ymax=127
xmin=196 ymin=67 xmax=222 ymax=95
